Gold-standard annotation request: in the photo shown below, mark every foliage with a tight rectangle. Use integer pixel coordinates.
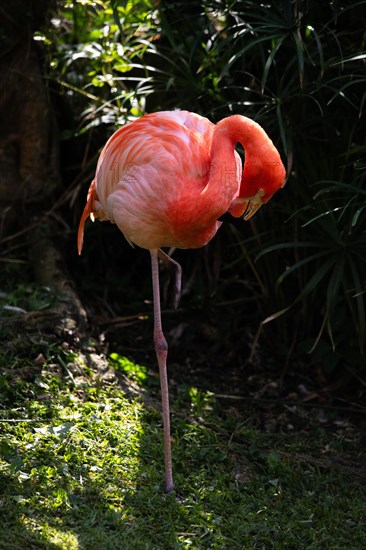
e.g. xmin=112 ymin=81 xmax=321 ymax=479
xmin=48 ymin=0 xmax=160 ymax=131
xmin=228 ymin=0 xmax=366 ymax=375
xmin=44 ymin=0 xmax=366 ymax=378
xmin=110 ymin=352 xmax=149 ymax=383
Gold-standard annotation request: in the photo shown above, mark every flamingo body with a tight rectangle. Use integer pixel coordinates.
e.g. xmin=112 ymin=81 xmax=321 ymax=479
xmin=78 ymin=110 xmax=286 ymax=492
xmin=78 ymin=110 xmax=285 ymax=253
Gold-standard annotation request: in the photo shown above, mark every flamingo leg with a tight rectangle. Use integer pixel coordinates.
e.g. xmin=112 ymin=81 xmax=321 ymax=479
xmin=158 ymin=249 xmax=182 ymax=309
xmin=150 ymin=249 xmax=174 ymax=493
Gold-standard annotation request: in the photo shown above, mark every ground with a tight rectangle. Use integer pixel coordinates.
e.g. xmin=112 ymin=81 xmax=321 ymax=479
xmin=0 ymin=238 xmax=365 ymax=549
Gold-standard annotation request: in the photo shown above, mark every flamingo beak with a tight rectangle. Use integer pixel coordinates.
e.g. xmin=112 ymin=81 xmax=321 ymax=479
xmin=220 ymin=188 xmax=266 ymax=222
xmin=242 ymin=188 xmax=265 ymax=221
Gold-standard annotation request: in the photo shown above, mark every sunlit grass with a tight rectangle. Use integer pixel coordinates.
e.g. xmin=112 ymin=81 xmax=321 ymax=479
xmin=1 ymin=325 xmax=365 ymax=549
xmin=109 ymin=352 xmax=149 ymax=383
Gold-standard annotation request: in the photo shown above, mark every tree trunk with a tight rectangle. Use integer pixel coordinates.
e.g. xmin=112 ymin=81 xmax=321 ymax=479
xmin=0 ymin=0 xmax=60 ymax=232
xmin=0 ymin=0 xmax=87 ymax=333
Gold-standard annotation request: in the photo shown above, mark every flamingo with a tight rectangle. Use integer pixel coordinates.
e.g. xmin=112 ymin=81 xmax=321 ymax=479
xmin=77 ymin=110 xmax=286 ymax=493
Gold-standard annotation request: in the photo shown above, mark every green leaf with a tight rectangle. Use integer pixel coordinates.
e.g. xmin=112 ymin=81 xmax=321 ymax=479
xmin=276 ymin=250 xmax=330 ymax=286
xmin=300 ymin=257 xmax=337 ymax=298
xmin=261 ymin=36 xmax=286 ymax=93
xmin=114 ymin=62 xmax=133 ymax=73
xmin=293 ymin=30 xmax=305 ymax=88
xmin=256 ymin=241 xmax=326 ymax=262
xmin=348 ymin=257 xmax=366 ymax=354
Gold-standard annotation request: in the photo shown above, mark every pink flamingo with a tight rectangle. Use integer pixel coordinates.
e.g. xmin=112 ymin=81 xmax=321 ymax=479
xmin=78 ymin=110 xmax=286 ymax=492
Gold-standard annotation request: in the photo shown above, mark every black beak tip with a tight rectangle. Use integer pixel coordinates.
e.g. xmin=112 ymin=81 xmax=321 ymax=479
xmin=218 ymin=212 xmax=242 ymax=226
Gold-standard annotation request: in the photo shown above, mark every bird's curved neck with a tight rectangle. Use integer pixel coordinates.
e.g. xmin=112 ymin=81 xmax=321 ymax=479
xmin=209 ymin=115 xmax=278 ymax=215
xmin=212 ymin=115 xmax=265 ymax=155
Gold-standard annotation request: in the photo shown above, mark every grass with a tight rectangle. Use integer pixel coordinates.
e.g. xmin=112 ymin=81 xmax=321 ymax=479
xmin=1 ymin=277 xmax=365 ymax=549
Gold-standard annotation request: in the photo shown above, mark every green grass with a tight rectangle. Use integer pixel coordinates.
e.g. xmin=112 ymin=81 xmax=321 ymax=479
xmin=1 ymin=326 xmax=365 ymax=549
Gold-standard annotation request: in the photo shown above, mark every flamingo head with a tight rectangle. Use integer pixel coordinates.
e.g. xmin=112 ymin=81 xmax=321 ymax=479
xmin=228 ymin=156 xmax=286 ymax=221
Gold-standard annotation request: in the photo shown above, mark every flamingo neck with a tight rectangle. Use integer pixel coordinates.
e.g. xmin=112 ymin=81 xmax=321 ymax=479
xmin=210 ymin=115 xmax=282 ymax=217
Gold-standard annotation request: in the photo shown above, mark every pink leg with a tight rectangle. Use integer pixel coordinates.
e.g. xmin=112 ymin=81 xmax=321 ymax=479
xmin=158 ymin=249 xmax=182 ymax=309
xmin=150 ymin=249 xmax=174 ymax=493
